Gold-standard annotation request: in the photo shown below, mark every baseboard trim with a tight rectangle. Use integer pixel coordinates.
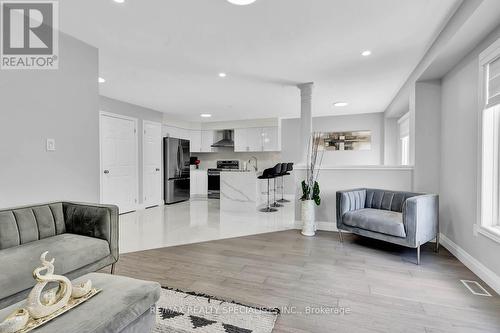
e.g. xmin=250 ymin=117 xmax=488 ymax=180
xmin=316 ymin=222 xmax=338 ymax=231
xmin=294 ymin=221 xmax=340 ymax=232
xmin=439 ymin=233 xmax=500 ymax=295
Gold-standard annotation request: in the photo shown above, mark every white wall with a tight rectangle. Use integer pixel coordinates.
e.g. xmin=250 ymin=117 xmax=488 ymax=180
xmin=282 ymin=113 xmax=385 ymax=166
xmin=0 ymin=33 xmax=99 ymax=208
xmin=440 ymin=25 xmax=500 ymax=280
xmin=414 ymin=80 xmax=442 ymax=194
xmin=100 ymin=96 xmax=163 ymax=205
xmin=383 ymin=117 xmax=399 ymax=165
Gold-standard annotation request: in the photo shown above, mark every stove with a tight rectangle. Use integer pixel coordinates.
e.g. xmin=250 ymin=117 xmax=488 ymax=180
xmin=207 ymin=160 xmax=240 ymax=198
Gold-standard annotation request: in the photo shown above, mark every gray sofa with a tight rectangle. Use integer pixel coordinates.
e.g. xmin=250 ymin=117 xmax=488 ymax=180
xmin=0 ymin=201 xmax=119 ymax=308
xmin=0 ymin=201 xmax=162 ymax=332
xmin=336 ymin=189 xmax=439 ymax=264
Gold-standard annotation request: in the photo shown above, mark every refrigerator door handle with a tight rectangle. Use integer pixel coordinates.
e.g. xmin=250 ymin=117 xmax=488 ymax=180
xmin=176 ymin=143 xmax=182 ymax=176
xmin=180 ymin=142 xmax=185 ymax=169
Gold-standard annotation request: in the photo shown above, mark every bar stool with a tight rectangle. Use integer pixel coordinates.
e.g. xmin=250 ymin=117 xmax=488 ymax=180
xmin=277 ymin=162 xmax=293 ymax=203
xmin=258 ymin=167 xmax=278 ymax=213
xmin=270 ymin=163 xmax=284 ymax=208
xmin=275 ymin=163 xmax=288 ymax=203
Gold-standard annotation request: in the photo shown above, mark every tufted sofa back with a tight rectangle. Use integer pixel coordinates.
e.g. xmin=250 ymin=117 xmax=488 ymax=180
xmin=365 ymin=189 xmax=420 ymax=213
xmin=0 ymin=203 xmax=66 ymax=250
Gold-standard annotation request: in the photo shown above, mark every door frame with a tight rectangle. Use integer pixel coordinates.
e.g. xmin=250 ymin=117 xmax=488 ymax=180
xmin=142 ymin=120 xmax=163 ymax=207
xmin=99 ymin=111 xmax=139 ymax=213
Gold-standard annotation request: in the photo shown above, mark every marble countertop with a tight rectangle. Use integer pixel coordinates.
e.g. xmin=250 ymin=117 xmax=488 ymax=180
xmin=220 ymin=171 xmax=265 ymax=212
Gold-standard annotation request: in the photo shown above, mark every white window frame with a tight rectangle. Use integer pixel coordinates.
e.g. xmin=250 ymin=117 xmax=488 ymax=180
xmin=398 ymin=112 xmax=410 ymax=166
xmin=400 ymin=135 xmax=410 ymax=166
xmin=476 ymin=38 xmax=500 ymax=244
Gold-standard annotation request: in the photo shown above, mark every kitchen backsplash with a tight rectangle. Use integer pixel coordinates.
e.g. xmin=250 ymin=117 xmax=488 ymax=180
xmin=194 ymin=151 xmax=282 ymax=171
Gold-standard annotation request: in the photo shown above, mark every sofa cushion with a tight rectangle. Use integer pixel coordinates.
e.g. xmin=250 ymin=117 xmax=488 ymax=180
xmin=365 ymin=189 xmax=418 ymax=213
xmin=0 ymin=234 xmax=110 ymax=301
xmin=0 ymin=273 xmax=161 ymax=333
xmin=0 ymin=203 xmax=65 ymax=250
xmin=343 ymin=208 xmax=406 ymax=238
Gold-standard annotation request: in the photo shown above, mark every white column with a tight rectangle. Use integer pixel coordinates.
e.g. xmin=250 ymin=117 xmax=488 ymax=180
xmin=297 ymin=82 xmax=314 ymax=164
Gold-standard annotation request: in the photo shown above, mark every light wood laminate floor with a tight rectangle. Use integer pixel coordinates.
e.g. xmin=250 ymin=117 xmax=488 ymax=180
xmin=115 ymin=230 xmax=500 ymax=333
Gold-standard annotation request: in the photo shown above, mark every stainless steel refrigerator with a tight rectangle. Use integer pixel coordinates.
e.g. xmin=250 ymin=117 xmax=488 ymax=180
xmin=164 ymin=137 xmax=190 ymax=204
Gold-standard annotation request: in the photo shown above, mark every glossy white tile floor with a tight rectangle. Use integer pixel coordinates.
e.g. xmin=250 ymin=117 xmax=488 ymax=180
xmin=119 ymin=197 xmax=297 ymax=254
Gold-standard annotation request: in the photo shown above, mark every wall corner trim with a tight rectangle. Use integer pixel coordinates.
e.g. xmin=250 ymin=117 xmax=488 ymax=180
xmin=440 ymin=233 xmax=500 ymax=295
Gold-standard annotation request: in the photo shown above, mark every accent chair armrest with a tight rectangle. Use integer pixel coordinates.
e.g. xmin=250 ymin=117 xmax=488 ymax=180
xmin=336 ymin=189 xmax=367 ymax=229
xmin=62 ymin=202 xmax=119 ymax=262
xmin=403 ymin=194 xmax=439 ymax=248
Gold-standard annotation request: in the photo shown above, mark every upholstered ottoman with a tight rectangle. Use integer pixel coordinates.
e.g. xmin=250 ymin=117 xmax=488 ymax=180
xmin=0 ymin=273 xmax=160 ymax=333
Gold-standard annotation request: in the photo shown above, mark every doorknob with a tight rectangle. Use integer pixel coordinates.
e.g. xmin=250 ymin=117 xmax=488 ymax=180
xmin=155 ymin=168 xmax=160 ymax=172
xmin=103 ymin=170 xmax=110 ymax=174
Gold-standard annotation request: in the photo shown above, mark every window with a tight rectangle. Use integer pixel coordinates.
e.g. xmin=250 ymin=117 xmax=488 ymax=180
xmin=478 ymin=38 xmax=500 ymax=241
xmin=398 ymin=112 xmax=410 ymax=166
xmin=401 ymin=136 xmax=410 ymax=165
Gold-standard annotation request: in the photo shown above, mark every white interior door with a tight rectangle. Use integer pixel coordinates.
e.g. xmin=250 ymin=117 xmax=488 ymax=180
xmin=100 ymin=113 xmax=138 ymax=214
xmin=143 ymin=120 xmax=162 ymax=207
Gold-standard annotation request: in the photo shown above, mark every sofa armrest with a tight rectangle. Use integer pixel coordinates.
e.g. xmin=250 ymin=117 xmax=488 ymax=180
xmin=403 ymin=194 xmax=439 ymax=247
xmin=336 ymin=189 xmax=367 ymax=229
xmin=62 ymin=202 xmax=119 ymax=263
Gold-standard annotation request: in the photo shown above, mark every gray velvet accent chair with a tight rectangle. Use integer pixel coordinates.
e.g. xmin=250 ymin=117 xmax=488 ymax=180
xmin=336 ymin=189 xmax=439 ymax=264
xmin=0 ymin=201 xmax=119 ymax=308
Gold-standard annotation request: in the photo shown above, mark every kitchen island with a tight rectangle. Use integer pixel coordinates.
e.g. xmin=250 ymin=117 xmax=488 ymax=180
xmin=220 ymin=171 xmax=268 ymax=212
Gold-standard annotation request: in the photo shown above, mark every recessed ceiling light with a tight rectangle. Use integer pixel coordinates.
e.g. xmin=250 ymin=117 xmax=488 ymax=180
xmin=227 ymin=0 xmax=257 ymax=5
xmin=113 ymin=0 xmax=125 ymax=3
xmin=218 ymin=72 xmax=227 ymax=78
xmin=333 ymin=102 xmax=349 ymax=107
xmin=200 ymin=114 xmax=212 ymax=118
xmin=361 ymin=50 xmax=372 ymax=56
xmin=98 ymin=77 xmax=106 ymax=83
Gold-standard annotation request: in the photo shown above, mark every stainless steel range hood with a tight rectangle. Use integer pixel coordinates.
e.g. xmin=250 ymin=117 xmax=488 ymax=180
xmin=211 ymin=130 xmax=234 ymax=148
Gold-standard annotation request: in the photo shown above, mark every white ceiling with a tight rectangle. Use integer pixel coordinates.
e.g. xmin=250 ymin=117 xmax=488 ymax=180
xmin=60 ymin=0 xmax=459 ymax=121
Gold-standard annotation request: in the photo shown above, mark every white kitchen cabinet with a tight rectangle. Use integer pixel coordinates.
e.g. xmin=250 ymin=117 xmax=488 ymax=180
xmin=234 ymin=128 xmax=248 ymax=152
xmin=234 ymin=127 xmax=263 ymax=152
xmin=262 ymin=126 xmax=280 ymax=151
xmin=190 ymin=170 xmax=207 ymax=196
xmin=163 ymin=125 xmax=189 ymax=140
xmin=180 ymin=128 xmax=190 ymax=140
xmin=247 ymin=127 xmax=263 ymax=151
xmin=200 ymin=130 xmax=215 ymax=152
xmin=233 ymin=126 xmax=280 ymax=152
xmin=163 ymin=126 xmax=214 ymax=153
xmin=162 ymin=125 xmax=175 ymax=138
xmin=190 ymin=130 xmax=202 ymax=153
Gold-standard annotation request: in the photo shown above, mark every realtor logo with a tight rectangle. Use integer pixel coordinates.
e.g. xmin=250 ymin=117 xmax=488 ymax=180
xmin=1 ymin=1 xmax=58 ymax=69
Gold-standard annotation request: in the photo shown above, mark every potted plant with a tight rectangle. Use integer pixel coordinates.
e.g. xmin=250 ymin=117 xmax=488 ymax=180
xmin=301 ymin=132 xmax=324 ymax=236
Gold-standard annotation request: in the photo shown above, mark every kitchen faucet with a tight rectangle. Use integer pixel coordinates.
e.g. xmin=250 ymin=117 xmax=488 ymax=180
xmin=248 ymin=156 xmax=258 ymax=171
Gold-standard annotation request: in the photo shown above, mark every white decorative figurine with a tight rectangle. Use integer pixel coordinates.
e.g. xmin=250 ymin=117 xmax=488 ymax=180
xmin=0 ymin=252 xmax=98 ymax=333
xmin=0 ymin=309 xmax=29 ymax=333
xmin=71 ymin=280 xmax=92 ymax=299
xmin=26 ymin=252 xmax=73 ymax=319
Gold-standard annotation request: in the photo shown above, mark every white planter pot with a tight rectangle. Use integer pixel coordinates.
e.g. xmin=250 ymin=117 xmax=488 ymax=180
xmin=301 ymin=199 xmax=316 ymax=236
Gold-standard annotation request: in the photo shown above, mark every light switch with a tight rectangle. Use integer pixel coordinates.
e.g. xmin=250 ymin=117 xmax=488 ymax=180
xmin=46 ymin=138 xmax=56 ymax=151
